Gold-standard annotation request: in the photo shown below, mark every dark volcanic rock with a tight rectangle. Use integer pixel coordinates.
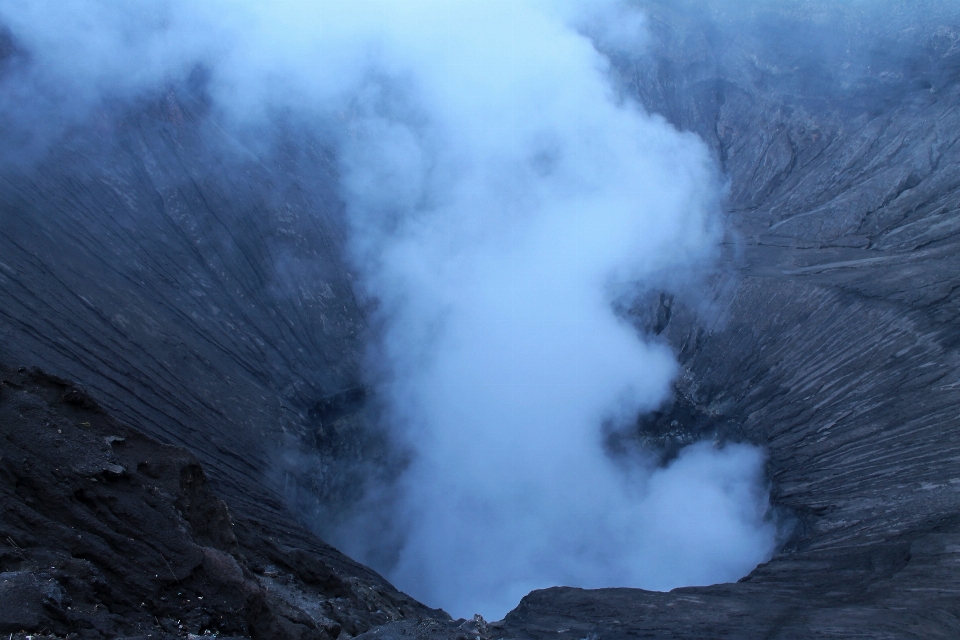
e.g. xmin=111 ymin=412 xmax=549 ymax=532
xmin=0 ymin=365 xmax=435 ymax=638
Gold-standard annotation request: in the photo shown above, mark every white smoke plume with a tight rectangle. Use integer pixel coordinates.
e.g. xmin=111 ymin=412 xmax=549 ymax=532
xmin=0 ymin=0 xmax=777 ymax=620
xmin=326 ymin=3 xmax=776 ymax=617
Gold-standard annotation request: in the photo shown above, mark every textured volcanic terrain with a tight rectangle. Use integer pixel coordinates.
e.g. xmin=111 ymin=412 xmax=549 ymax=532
xmin=498 ymin=3 xmax=960 ymax=637
xmin=0 ymin=365 xmax=437 ymax=638
xmin=2 ymin=2 xmax=960 ymax=638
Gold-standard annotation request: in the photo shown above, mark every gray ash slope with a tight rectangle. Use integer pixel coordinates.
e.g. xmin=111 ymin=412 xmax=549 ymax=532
xmin=502 ymin=3 xmax=960 ymax=638
xmin=0 ymin=64 xmax=432 ymax=637
xmin=2 ymin=2 xmax=960 ymax=638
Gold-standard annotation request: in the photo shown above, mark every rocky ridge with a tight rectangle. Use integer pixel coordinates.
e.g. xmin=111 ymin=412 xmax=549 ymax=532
xmin=0 ymin=365 xmax=438 ymax=638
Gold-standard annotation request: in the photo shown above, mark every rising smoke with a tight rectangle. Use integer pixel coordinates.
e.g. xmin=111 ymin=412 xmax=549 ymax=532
xmin=0 ymin=0 xmax=777 ymax=619
xmin=325 ymin=2 xmax=776 ymax=617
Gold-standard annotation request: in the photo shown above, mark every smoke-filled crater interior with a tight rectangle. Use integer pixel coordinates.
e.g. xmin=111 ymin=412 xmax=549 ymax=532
xmin=0 ymin=0 xmax=796 ymax=622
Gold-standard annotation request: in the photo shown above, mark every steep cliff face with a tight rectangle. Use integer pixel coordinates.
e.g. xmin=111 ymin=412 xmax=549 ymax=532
xmin=1 ymin=2 xmax=960 ymax=638
xmin=0 ymin=84 xmax=382 ymax=527
xmin=0 ymin=82 xmax=416 ymax=636
xmin=499 ymin=3 xmax=960 ymax=637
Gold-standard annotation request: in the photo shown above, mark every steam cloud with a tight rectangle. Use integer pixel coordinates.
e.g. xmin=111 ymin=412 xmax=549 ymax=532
xmin=0 ymin=0 xmax=777 ymax=619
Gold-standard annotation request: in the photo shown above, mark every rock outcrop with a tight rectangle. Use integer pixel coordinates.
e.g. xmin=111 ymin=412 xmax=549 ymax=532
xmin=0 ymin=365 xmax=438 ymax=638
